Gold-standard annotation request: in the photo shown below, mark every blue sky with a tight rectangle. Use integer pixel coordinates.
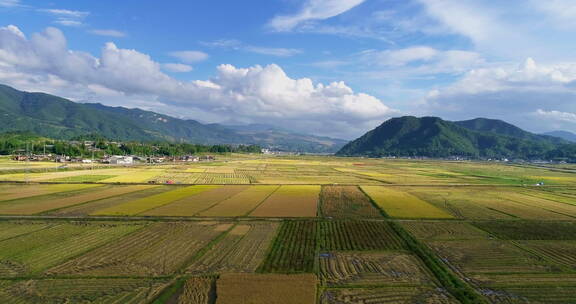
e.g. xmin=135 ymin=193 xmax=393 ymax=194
xmin=1 ymin=0 xmax=576 ymax=139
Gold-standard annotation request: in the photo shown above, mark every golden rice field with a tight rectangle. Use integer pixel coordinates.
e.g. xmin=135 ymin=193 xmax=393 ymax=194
xmin=0 ymin=155 xmax=575 ymax=303
xmin=361 ymin=186 xmax=454 ymax=218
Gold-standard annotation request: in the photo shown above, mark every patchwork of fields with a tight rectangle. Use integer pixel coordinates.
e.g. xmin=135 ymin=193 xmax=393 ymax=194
xmin=0 ymin=155 xmax=574 ymax=303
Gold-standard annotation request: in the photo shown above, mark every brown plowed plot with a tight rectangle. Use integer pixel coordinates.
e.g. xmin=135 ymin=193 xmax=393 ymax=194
xmin=171 ymin=277 xmax=215 ymax=304
xmin=258 ymin=221 xmax=317 ymax=273
xmin=48 ymin=185 xmax=170 ymax=216
xmin=319 ymin=185 xmax=382 ymax=218
xmin=47 ymin=222 xmax=229 ymax=276
xmin=187 ymin=222 xmax=279 ymax=273
xmin=142 ymin=186 xmax=248 ymax=216
xmin=319 ymin=252 xmax=436 ymax=286
xmin=427 ymin=240 xmax=552 ymax=274
xmin=249 ymin=185 xmax=319 ymax=217
xmin=472 ymin=221 xmax=576 ymax=240
xmin=320 ymin=287 xmax=458 ymax=304
xmin=0 ymin=278 xmax=169 ymax=303
xmin=517 ymin=241 xmax=576 ymax=269
xmin=215 ymin=273 xmax=317 ymax=304
xmin=0 ymin=185 xmax=147 ymax=215
xmin=0 ymin=222 xmax=144 ymax=277
xmin=198 ymin=186 xmax=279 ymax=217
xmin=320 ymin=221 xmax=405 ymax=251
xmin=401 ymin=221 xmax=489 ymax=240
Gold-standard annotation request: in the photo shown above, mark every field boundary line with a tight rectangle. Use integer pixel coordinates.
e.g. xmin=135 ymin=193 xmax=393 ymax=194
xmin=176 ymin=223 xmax=237 ymax=274
xmin=190 ymin=185 xmax=251 ymax=216
xmin=243 ymin=185 xmax=281 ymax=217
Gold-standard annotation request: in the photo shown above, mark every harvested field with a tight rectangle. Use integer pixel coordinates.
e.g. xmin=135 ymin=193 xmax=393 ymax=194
xmin=470 ymin=193 xmax=574 ymax=220
xmin=0 ymin=222 xmax=144 ymax=276
xmin=47 ymin=222 xmax=228 ymax=276
xmin=472 ymin=221 xmax=576 ymax=240
xmin=471 ymin=274 xmax=576 ymax=304
xmin=319 ymin=252 xmax=436 ymax=286
xmin=320 ymin=221 xmax=405 ymax=251
xmin=187 ymin=222 xmax=279 ymax=273
xmin=198 ymin=186 xmax=279 ymax=217
xmin=401 ymin=221 xmax=489 ymax=240
xmin=0 ymin=183 xmax=101 ymax=202
xmin=249 ymin=185 xmax=319 ymax=217
xmin=0 ymin=185 xmax=152 ymax=215
xmin=0 ymin=278 xmax=169 ymax=303
xmin=427 ymin=240 xmax=552 ymax=274
xmin=171 ymin=277 xmax=214 ymax=304
xmin=258 ymin=221 xmax=317 ymax=273
xmin=142 ymin=185 xmax=248 ymax=216
xmin=48 ymin=185 xmax=168 ymax=216
xmin=361 ymin=186 xmax=453 ymax=219
xmin=92 ymin=185 xmax=219 ymax=215
xmin=517 ymin=241 xmax=576 ymax=269
xmin=319 ymin=185 xmax=382 ymax=218
xmin=194 ymin=173 xmax=251 ymax=184
xmin=216 ymin=273 xmax=317 ymax=304
xmin=320 ymin=287 xmax=458 ymax=304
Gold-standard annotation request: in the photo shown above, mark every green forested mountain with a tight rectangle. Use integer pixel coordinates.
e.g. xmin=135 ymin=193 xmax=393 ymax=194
xmin=0 ymin=84 xmax=344 ymax=152
xmin=543 ymin=131 xmax=576 ymax=143
xmin=336 ymin=116 xmax=576 ymax=160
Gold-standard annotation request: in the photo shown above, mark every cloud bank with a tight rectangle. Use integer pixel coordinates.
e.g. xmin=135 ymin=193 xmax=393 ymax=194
xmin=0 ymin=25 xmax=393 ymax=138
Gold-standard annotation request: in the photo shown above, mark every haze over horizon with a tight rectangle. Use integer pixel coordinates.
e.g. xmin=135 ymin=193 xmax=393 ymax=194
xmin=1 ymin=0 xmax=576 ymax=139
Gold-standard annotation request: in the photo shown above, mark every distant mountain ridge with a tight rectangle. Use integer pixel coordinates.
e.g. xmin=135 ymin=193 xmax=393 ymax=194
xmin=337 ymin=116 xmax=576 ymax=160
xmin=543 ymin=131 xmax=576 ymax=143
xmin=0 ymin=84 xmax=345 ymax=153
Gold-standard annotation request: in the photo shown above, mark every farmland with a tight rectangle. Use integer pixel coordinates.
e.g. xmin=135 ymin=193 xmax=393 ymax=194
xmin=0 ymin=155 xmax=574 ymax=303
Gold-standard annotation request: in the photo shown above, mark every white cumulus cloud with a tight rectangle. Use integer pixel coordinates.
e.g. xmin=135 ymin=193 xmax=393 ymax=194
xmin=162 ymin=63 xmax=193 ymax=73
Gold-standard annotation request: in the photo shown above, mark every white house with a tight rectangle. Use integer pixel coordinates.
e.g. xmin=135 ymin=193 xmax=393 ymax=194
xmin=109 ymin=156 xmax=133 ymax=165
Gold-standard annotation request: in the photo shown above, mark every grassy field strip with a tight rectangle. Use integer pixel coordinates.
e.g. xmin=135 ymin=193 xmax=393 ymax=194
xmin=198 ymin=185 xmax=280 ymax=217
xmin=472 ymin=221 xmax=576 ymax=241
xmin=0 ymin=183 xmax=101 ymax=202
xmin=151 ymin=277 xmax=214 ymax=304
xmin=0 ymin=185 xmax=147 ymax=215
xmin=47 ymin=222 xmax=229 ymax=277
xmin=499 ymin=192 xmax=576 ymax=218
xmin=99 ymin=169 xmax=164 ymax=183
xmin=361 ymin=186 xmax=454 ymax=219
xmin=47 ymin=185 xmax=166 ymax=216
xmin=249 ymin=185 xmax=320 ymax=217
xmin=216 ymin=274 xmax=317 ymax=304
xmin=92 ymin=185 xmax=218 ymax=216
xmin=48 ymin=174 xmax=117 ymax=183
xmin=0 ymin=222 xmax=144 ymax=277
xmin=514 ymin=240 xmax=576 ymax=270
xmin=0 ymin=278 xmax=170 ymax=303
xmin=141 ymin=185 xmax=247 ymax=216
xmin=0 ymin=222 xmax=55 ymax=242
xmin=186 ymin=222 xmax=279 ymax=273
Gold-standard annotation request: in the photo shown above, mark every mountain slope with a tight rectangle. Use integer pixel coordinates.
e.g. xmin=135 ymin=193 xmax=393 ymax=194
xmin=543 ymin=131 xmax=576 ymax=143
xmin=336 ymin=116 xmax=574 ymax=159
xmin=0 ymin=84 xmax=345 ymax=152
